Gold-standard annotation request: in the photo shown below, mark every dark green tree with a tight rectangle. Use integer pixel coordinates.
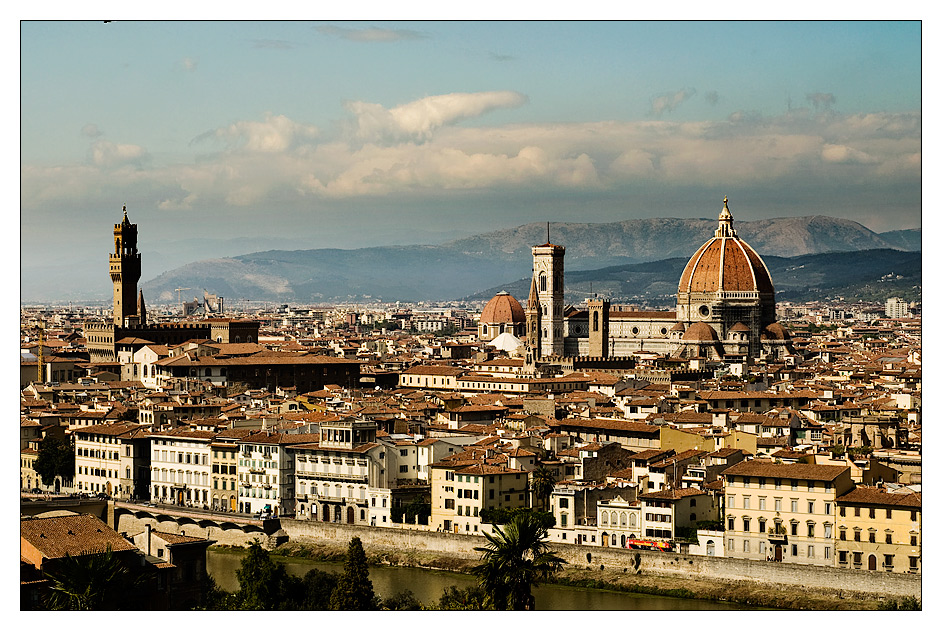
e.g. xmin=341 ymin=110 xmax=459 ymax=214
xmin=43 ymin=546 xmax=133 ymax=610
xmin=329 ymin=537 xmax=377 ymax=610
xmin=437 ymin=584 xmax=493 ymax=610
xmin=381 ymin=589 xmax=424 ymax=610
xmin=34 ymin=435 xmax=75 ymax=488
xmin=234 ymin=542 xmax=300 ymax=610
xmin=472 ymin=512 xmax=565 ymax=610
xmin=529 ymin=465 xmax=557 ymax=510
xmin=299 ymin=568 xmax=339 ymax=610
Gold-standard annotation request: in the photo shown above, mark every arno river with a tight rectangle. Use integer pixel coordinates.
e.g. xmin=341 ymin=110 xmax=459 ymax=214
xmin=208 ymin=549 xmax=751 ymax=610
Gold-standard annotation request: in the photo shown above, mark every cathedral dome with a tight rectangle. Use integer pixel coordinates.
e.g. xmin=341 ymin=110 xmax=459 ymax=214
xmin=678 ymin=198 xmax=774 ymax=295
xmin=480 ymin=291 xmax=525 ymax=324
xmin=761 ymin=322 xmax=791 ymax=341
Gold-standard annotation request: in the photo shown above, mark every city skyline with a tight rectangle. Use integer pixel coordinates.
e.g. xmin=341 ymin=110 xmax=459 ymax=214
xmin=20 ymin=19 xmax=922 ymax=299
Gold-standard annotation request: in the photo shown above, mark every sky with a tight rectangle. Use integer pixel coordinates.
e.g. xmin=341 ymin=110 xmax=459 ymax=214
xmin=18 ymin=17 xmax=924 ymax=299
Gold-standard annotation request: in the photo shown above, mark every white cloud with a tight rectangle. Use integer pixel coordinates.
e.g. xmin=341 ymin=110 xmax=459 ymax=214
xmin=180 ymin=57 xmax=198 ymax=72
xmin=88 ymin=139 xmax=149 ymax=168
xmin=196 ymin=113 xmax=319 ymax=152
xmin=650 ymin=88 xmax=696 ymax=115
xmin=346 ymin=91 xmax=529 ymax=143
xmin=21 ymin=104 xmax=920 ymax=216
xmin=821 ymin=143 xmax=878 ymax=164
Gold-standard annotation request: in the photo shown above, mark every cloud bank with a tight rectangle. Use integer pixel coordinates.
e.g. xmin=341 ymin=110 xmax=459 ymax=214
xmin=22 ymin=92 xmax=920 ymax=225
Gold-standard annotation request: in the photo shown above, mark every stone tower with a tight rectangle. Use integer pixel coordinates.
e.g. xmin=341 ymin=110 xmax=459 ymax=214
xmin=587 ymin=297 xmax=610 ymax=357
xmin=524 ymin=274 xmax=542 ymax=368
xmin=110 ymin=206 xmax=141 ymax=326
xmin=531 ymin=232 xmax=565 ymax=358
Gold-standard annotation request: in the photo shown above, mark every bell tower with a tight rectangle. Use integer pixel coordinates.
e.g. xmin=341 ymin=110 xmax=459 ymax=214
xmin=531 ymin=226 xmax=565 ymax=358
xmin=110 ymin=206 xmax=142 ymax=326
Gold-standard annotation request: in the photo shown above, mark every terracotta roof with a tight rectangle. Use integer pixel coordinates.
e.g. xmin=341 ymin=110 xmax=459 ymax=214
xmin=480 ymin=292 xmax=525 ymax=324
xmin=837 ymin=487 xmax=921 ymax=508
xmin=722 ymin=460 xmax=849 ymax=481
xmin=678 ymin=234 xmax=773 ymax=294
xmin=21 ymin=514 xmax=137 ymax=561
xmin=640 ymin=487 xmax=707 ymax=501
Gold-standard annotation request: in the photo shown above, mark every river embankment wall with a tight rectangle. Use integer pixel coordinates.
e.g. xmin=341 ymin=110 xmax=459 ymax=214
xmin=112 ymin=511 xmax=920 ymax=599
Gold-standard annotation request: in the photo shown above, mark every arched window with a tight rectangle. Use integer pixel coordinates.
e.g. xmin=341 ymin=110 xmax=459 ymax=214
xmin=629 ymin=512 xmax=637 ymax=528
xmin=601 ymin=511 xmax=608 ymax=525
xmin=539 ymin=272 xmax=547 ymax=292
xmin=593 ymin=311 xmax=599 ymax=332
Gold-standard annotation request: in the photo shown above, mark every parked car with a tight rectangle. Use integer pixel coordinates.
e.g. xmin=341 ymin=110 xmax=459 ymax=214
xmin=30 ymin=488 xmax=42 ymax=494
xmin=96 ymin=492 xmax=109 ymax=499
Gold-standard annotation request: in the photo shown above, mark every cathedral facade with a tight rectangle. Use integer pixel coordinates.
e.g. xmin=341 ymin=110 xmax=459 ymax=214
xmin=519 ymin=198 xmax=792 ymax=365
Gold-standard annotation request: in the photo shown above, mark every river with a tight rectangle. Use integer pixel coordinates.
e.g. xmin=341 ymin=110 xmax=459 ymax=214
xmin=207 ymin=549 xmax=751 ymax=610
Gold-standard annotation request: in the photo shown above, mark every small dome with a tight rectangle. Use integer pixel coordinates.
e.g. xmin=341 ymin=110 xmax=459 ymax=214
xmin=761 ymin=322 xmax=791 ymax=341
xmin=670 ymin=322 xmax=686 ymax=332
xmin=682 ymin=322 xmax=719 ymax=342
xmin=480 ymin=291 xmax=525 ymax=324
xmin=729 ymin=322 xmax=751 ymax=332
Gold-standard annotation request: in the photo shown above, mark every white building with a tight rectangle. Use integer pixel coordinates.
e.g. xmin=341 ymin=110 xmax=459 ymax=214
xmin=149 ymin=428 xmax=215 ymax=507
xmin=237 ymin=431 xmax=315 ymax=517
xmin=885 ymin=297 xmax=911 ymax=319
xmin=73 ymin=421 xmax=149 ymax=499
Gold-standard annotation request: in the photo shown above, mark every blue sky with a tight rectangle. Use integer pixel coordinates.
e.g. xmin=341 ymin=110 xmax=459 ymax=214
xmin=19 ymin=18 xmax=923 ymax=299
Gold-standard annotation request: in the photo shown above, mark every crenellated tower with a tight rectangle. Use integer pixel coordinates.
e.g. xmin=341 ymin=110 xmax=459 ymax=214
xmin=110 ymin=206 xmax=142 ymax=326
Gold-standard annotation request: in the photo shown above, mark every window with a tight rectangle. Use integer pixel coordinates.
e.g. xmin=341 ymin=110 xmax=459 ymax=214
xmin=559 ymin=498 xmax=569 ymax=508
xmin=728 ymin=517 xmax=735 ymax=531
xmin=728 ymin=496 xmax=735 ymax=509
xmin=743 ymin=496 xmax=751 ymax=510
xmin=869 ymin=508 xmax=875 ymax=519
xmin=759 ymin=497 xmax=766 ymax=510
xmin=808 ymin=545 xmax=814 ymax=558
xmin=886 ymin=508 xmax=893 ymax=519
xmin=807 ymin=523 xmax=815 ymax=537
xmin=743 ymin=540 xmax=750 ymax=553
xmin=825 ymin=546 xmax=831 ymax=560
xmin=909 ymin=557 xmax=919 ymax=572
xmin=399 ymin=465 xmax=408 ymax=473
xmin=911 ymin=535 xmax=918 ymax=546
xmin=824 ymin=524 xmax=832 ymax=538
xmin=825 ymin=502 xmax=831 ymax=515
xmin=742 ymin=518 xmax=750 ymax=533
xmin=838 ymin=551 xmax=848 ymax=565
xmin=854 ymin=530 xmax=861 ymax=542
xmin=854 ymin=507 xmax=860 ymax=517
xmin=775 ymin=498 xmax=782 ymax=512
xmin=791 ymin=522 xmax=798 ymax=536
xmin=869 ymin=531 xmax=876 ymax=544
xmin=884 ymin=555 xmax=894 ymax=570
xmin=791 ymin=544 xmax=798 ymax=556
xmin=807 ymin=501 xmax=814 ymax=514
xmin=886 ymin=533 xmax=893 ymax=544
xmin=839 ymin=506 xmax=846 ymax=517
xmin=791 ymin=499 xmax=798 ymax=513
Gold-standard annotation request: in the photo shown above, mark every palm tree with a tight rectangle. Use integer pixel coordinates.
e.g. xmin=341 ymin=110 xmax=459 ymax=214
xmin=43 ymin=546 xmax=132 ymax=610
xmin=472 ymin=512 xmax=565 ymax=610
xmin=530 ymin=465 xmax=557 ymax=511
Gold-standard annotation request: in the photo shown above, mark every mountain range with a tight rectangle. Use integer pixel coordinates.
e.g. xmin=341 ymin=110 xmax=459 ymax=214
xmin=140 ymin=216 xmax=920 ymax=304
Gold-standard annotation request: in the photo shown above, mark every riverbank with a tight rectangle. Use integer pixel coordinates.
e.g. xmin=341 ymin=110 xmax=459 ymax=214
xmin=210 ymin=541 xmax=889 ymax=611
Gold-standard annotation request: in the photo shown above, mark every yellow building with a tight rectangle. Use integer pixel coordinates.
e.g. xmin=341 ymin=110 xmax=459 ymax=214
xmin=722 ymin=460 xmax=853 ymax=566
xmin=835 ymin=486 xmax=921 ymax=574
xmin=429 ymin=461 xmax=529 ymax=535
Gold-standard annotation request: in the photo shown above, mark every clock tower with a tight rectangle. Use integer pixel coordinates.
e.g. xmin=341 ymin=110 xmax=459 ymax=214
xmin=110 ymin=206 xmax=142 ymax=326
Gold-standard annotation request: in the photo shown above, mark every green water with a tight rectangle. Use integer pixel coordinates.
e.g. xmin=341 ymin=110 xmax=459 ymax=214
xmin=207 ymin=549 xmax=752 ymax=610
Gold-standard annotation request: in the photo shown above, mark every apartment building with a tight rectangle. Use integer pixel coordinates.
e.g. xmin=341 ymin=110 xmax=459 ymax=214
xmin=237 ymin=431 xmax=313 ymax=517
xmin=429 ymin=461 xmax=530 ymax=535
xmin=74 ymin=421 xmax=150 ymax=499
xmin=722 ymin=460 xmax=853 ymax=566
xmin=835 ymin=486 xmax=921 ymax=573
xmin=149 ymin=428 xmax=215 ymax=507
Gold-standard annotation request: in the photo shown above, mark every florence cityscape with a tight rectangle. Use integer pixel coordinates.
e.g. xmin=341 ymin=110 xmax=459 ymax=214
xmin=19 ymin=19 xmax=922 ymax=613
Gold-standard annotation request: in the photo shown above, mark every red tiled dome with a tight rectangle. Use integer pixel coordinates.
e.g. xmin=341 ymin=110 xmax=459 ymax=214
xmin=678 ymin=198 xmax=774 ymax=296
xmin=678 ymin=237 xmax=774 ymax=294
xmin=480 ymin=291 xmax=525 ymax=324
xmin=682 ymin=322 xmax=719 ymax=341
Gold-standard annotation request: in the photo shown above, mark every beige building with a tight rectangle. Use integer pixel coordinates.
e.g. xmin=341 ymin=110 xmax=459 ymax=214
xmin=835 ymin=486 xmax=921 ymax=574
xmin=722 ymin=460 xmax=853 ymax=566
xmin=429 ymin=462 xmax=529 ymax=535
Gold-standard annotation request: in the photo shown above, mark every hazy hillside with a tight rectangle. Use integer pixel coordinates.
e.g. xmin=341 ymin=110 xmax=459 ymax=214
xmin=467 ymin=249 xmax=922 ymax=306
xmin=141 ymin=215 xmax=920 ymax=304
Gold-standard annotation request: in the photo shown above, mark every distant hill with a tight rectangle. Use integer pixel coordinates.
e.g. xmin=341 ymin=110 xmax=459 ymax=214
xmin=467 ymin=249 xmax=922 ymax=306
xmin=878 ymin=228 xmax=921 ymax=251
xmin=141 ymin=215 xmax=920 ymax=303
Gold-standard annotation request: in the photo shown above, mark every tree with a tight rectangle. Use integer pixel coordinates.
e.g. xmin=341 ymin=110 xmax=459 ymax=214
xmin=234 ymin=542 xmax=301 ymax=610
xmin=472 ymin=512 xmax=565 ymax=610
xmin=329 ymin=537 xmax=377 ymax=610
xmin=437 ymin=585 xmax=492 ymax=610
xmin=43 ymin=546 xmax=133 ymax=610
xmin=530 ymin=465 xmax=557 ymax=510
xmin=34 ymin=435 xmax=75 ymax=488
xmin=299 ymin=568 xmax=339 ymax=610
xmin=381 ymin=590 xmax=424 ymax=610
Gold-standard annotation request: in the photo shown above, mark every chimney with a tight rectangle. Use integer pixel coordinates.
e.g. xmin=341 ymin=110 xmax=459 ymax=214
xmin=145 ymin=523 xmax=151 ymax=556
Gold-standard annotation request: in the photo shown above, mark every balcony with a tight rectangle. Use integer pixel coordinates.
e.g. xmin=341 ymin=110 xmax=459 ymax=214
xmin=767 ymin=524 xmax=788 ymax=541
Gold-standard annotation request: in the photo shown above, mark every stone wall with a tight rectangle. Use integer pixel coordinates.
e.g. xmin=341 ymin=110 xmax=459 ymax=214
xmin=112 ymin=510 xmax=921 ymax=599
